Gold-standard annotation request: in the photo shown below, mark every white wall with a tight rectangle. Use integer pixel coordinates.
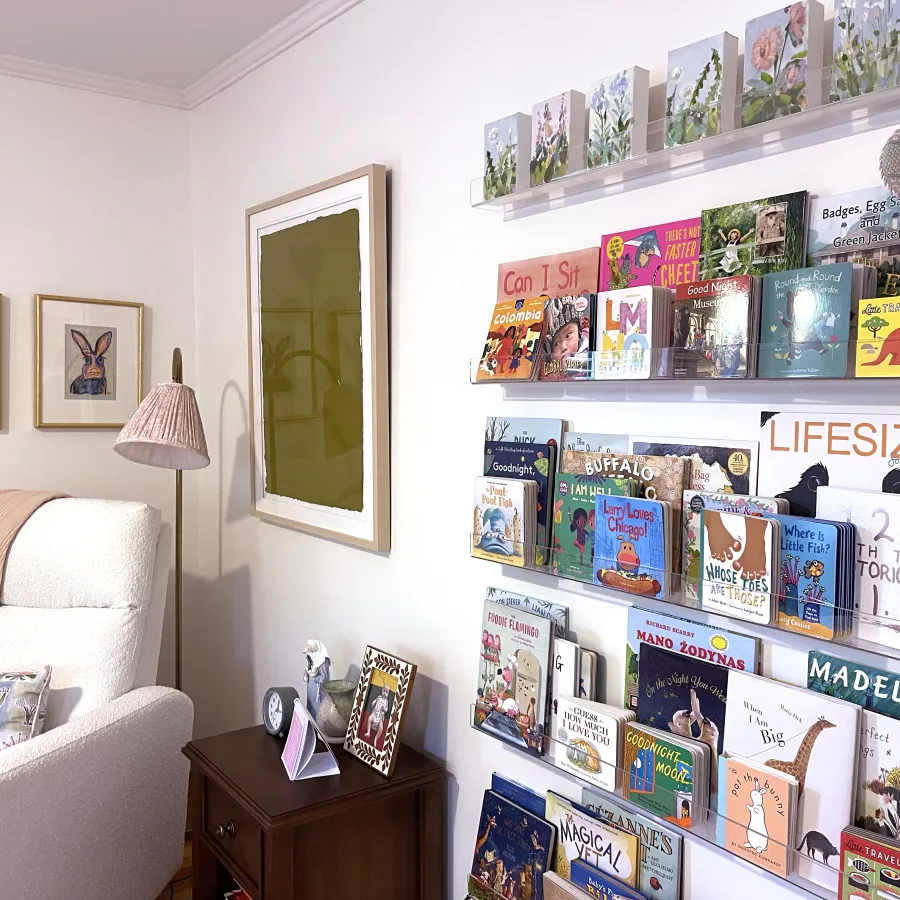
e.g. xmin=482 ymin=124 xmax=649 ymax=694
xmin=187 ymin=2 xmax=900 ymax=898
xmin=0 ymin=75 xmax=195 ymax=686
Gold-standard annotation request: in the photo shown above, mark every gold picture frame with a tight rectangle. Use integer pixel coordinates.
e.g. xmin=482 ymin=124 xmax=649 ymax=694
xmin=344 ymin=646 xmax=416 ymax=777
xmin=246 ymin=164 xmax=390 ymax=550
xmin=35 ymin=294 xmax=144 ymax=429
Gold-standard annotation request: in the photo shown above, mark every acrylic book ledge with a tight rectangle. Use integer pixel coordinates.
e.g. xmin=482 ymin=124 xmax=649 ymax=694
xmin=470 ymin=339 xmax=900 ymax=385
xmin=470 ymin=67 xmax=900 ymax=219
xmin=470 ymin=537 xmax=900 ymax=663
xmin=469 ymin=706 xmax=850 ymax=900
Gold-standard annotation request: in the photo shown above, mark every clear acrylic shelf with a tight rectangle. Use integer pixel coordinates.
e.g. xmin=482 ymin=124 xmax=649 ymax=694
xmin=470 ymin=67 xmax=900 ymax=220
xmin=471 ymin=536 xmax=900 ymax=664
xmin=470 ymin=340 xmax=900 ymax=386
xmin=469 ymin=707 xmax=857 ymax=899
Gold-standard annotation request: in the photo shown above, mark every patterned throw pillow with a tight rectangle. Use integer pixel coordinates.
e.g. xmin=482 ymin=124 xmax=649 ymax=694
xmin=0 ymin=666 xmax=52 ymax=751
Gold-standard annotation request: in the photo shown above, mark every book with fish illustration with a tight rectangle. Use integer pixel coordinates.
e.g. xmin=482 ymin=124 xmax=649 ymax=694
xmin=472 ymin=477 xmax=531 ymax=567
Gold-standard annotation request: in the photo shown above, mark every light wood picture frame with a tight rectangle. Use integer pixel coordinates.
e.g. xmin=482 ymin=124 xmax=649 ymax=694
xmin=246 ymin=164 xmax=390 ymax=550
xmin=344 ymin=646 xmax=416 ymax=777
xmin=34 ymin=294 xmax=144 ymax=429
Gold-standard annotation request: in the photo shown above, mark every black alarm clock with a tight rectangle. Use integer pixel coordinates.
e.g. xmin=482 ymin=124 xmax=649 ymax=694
xmin=262 ymin=686 xmax=300 ymax=737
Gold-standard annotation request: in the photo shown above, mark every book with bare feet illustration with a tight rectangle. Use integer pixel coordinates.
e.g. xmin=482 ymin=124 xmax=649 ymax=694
xmin=593 ymin=495 xmax=670 ymax=599
xmin=699 ymin=509 xmax=780 ymax=624
xmin=636 ymin=643 xmax=728 ymax=799
xmin=724 ymin=670 xmax=861 ymax=891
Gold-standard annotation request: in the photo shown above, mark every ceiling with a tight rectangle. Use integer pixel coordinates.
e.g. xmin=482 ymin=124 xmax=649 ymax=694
xmin=0 ymin=0 xmax=361 ymax=107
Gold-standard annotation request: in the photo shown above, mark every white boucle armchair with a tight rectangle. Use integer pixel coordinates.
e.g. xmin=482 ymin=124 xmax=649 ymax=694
xmin=0 ymin=499 xmax=194 ymax=900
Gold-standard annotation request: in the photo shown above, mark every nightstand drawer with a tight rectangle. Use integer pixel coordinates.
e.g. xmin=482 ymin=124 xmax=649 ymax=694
xmin=204 ymin=778 xmax=261 ymax=887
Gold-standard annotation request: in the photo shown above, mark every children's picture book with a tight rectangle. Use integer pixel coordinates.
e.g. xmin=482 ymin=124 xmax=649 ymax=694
xmin=831 ymin=0 xmax=900 ymax=99
xmin=808 ymin=650 xmax=900 ymax=720
xmin=665 ymin=33 xmax=738 ymax=147
xmin=717 ymin=755 xmax=798 ymax=876
xmin=758 ymin=409 xmax=900 ymax=517
xmin=856 ymin=296 xmax=900 ymax=376
xmin=724 ymin=670 xmax=862 ymax=891
xmin=594 ymin=286 xmax=654 ymax=380
xmin=588 ymin=68 xmax=650 ymax=170
xmin=552 ymin=473 xmax=635 ymax=582
xmin=581 ymin=787 xmax=683 ymax=900
xmin=485 ymin=416 xmax=564 ymax=450
xmin=625 ymin=605 xmax=759 ymax=711
xmin=672 ymin=275 xmax=757 ymax=379
xmin=531 ymin=91 xmax=586 ymax=186
xmin=742 ymin=1 xmax=824 ymax=127
xmin=470 ymin=789 xmax=556 ymax=900
xmin=484 ymin=441 xmax=556 ymax=566
xmin=839 ymin=827 xmax=900 ymax=900
xmin=485 ymin=586 xmax=569 ymax=639
xmin=563 ymin=431 xmax=629 ymax=454
xmin=817 ymin=486 xmax=900 ymax=650
xmin=700 ymin=191 xmax=809 ymax=280
xmin=472 ymin=477 xmax=528 ymax=566
xmin=545 ymin=792 xmax=641 ymax=887
xmin=474 ymin=599 xmax=552 ymax=757
xmin=569 ymin=860 xmax=645 ymax=900
xmin=540 ymin=294 xmax=595 ymax=381
xmin=477 ymin=296 xmax=547 ymax=382
xmin=855 ymin=709 xmax=900 ymax=838
xmin=550 ymin=638 xmax=580 ymax=742
xmin=491 ymin=771 xmax=548 ymax=819
xmin=593 ymin=495 xmax=668 ymax=599
xmin=637 ymin=644 xmax=729 ymax=785
xmin=497 ymin=249 xmax=601 ymax=303
xmin=758 ymin=264 xmax=853 ymax=378
xmin=807 ymin=186 xmax=900 ymax=297
xmin=484 ymin=113 xmax=529 ymax=201
xmin=600 ymin=218 xmax=701 ymax=292
xmin=631 ymin=436 xmax=758 ymax=495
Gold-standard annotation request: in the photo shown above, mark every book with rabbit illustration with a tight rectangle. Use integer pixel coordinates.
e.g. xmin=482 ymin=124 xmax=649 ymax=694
xmin=593 ymin=495 xmax=669 ymax=599
xmin=724 ymin=670 xmax=861 ymax=891
xmin=856 ymin=296 xmax=900 ymax=376
xmin=716 ymin=755 xmax=798 ymax=876
xmin=552 ymin=473 xmax=636 ymax=582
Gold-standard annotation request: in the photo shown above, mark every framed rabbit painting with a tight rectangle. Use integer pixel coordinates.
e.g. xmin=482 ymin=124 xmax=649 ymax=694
xmin=35 ymin=295 xmax=143 ymax=429
xmin=246 ymin=164 xmax=390 ymax=550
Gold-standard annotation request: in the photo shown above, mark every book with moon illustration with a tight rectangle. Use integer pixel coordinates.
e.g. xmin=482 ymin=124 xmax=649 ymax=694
xmin=484 ymin=587 xmax=569 ymax=640
xmin=473 ymin=599 xmax=552 ymax=757
xmin=716 ymin=755 xmax=798 ymax=877
xmin=470 ymin=789 xmax=556 ymax=900
xmin=551 ymin=473 xmax=636 ymax=582
xmin=807 ymin=650 xmax=900 ymax=721
xmin=724 ymin=670 xmax=861 ymax=891
xmin=758 ymin=409 xmax=900 ymax=518
xmin=582 ymin=787 xmax=684 ymax=900
xmin=625 ymin=605 xmax=759 ymax=711
xmin=472 ymin=477 xmax=532 ymax=567
xmin=699 ymin=509 xmax=779 ymax=624
xmin=636 ymin=643 xmax=728 ymax=796
xmin=839 ymin=827 xmax=900 ymax=899
xmin=544 ymin=792 xmax=641 ymax=887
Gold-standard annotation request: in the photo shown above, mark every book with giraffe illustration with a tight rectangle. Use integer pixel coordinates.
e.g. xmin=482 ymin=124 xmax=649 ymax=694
xmin=724 ymin=670 xmax=861 ymax=891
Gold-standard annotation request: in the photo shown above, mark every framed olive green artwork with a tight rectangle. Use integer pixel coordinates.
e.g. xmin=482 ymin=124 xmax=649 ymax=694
xmin=246 ymin=164 xmax=390 ymax=550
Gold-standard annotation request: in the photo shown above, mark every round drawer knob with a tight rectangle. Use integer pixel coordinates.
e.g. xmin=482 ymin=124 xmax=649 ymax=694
xmin=215 ymin=820 xmax=235 ymax=839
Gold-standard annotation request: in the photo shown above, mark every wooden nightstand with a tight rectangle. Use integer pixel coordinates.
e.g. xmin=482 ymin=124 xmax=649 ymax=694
xmin=183 ymin=726 xmax=447 ymax=900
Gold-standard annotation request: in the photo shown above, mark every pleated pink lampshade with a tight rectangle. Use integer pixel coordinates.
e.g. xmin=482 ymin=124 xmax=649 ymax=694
xmin=114 ymin=381 xmax=209 ymax=470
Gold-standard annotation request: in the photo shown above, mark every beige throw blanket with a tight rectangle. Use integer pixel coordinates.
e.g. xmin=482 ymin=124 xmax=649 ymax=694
xmin=0 ymin=490 xmax=68 ymax=587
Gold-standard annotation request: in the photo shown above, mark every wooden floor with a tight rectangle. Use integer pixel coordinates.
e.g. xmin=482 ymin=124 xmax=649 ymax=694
xmin=156 ymin=841 xmax=192 ymax=900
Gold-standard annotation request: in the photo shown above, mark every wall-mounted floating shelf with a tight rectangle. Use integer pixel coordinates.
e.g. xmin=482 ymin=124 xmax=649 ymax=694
xmin=470 ymin=69 xmax=900 ymax=221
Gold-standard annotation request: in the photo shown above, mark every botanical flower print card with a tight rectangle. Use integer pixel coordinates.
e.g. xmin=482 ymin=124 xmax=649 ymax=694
xmin=483 ymin=113 xmax=529 ymax=200
xmin=742 ymin=2 xmax=824 ymax=127
xmin=832 ymin=0 xmax=900 ymax=100
xmin=587 ymin=68 xmax=649 ymax=169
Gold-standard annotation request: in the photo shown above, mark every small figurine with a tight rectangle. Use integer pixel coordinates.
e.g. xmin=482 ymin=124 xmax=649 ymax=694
xmin=303 ymin=640 xmax=332 ymax=708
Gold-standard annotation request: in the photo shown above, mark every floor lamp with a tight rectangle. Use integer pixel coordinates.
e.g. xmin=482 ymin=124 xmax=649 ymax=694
xmin=113 ymin=348 xmax=209 ymax=690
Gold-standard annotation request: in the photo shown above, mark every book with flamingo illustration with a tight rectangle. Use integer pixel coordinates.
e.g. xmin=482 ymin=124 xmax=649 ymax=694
xmin=724 ymin=670 xmax=861 ymax=891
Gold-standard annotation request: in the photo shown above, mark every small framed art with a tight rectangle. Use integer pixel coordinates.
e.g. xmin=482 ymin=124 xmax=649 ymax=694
xmin=35 ymin=294 xmax=143 ymax=429
xmin=344 ymin=646 xmax=416 ymax=777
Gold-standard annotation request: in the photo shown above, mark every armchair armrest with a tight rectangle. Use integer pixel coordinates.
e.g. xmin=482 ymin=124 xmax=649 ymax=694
xmin=0 ymin=686 xmax=193 ymax=900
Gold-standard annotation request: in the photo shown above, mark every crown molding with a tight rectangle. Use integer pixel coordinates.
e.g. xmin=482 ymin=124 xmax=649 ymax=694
xmin=0 ymin=53 xmax=189 ymax=109
xmin=183 ymin=0 xmax=365 ymax=108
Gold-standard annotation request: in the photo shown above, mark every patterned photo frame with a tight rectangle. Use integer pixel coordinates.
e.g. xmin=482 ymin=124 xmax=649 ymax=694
xmin=344 ymin=646 xmax=416 ymax=777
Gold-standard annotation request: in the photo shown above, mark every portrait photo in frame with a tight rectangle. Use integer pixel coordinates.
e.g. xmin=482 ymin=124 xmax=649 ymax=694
xmin=35 ymin=294 xmax=143 ymax=429
xmin=344 ymin=646 xmax=416 ymax=777
xmin=246 ymin=164 xmax=390 ymax=550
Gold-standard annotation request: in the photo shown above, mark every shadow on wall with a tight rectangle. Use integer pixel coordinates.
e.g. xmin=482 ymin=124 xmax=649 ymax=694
xmin=182 ymin=566 xmax=256 ymax=739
